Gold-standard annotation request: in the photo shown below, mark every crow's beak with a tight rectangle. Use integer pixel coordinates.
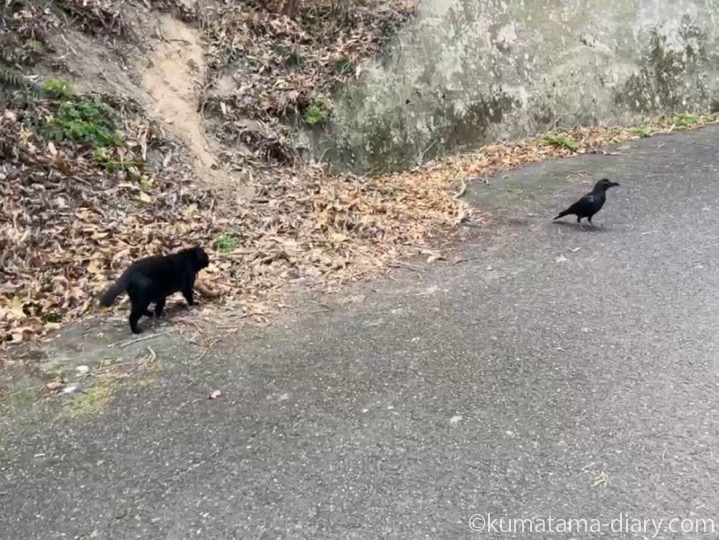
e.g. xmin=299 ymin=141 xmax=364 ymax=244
xmin=610 ymin=182 xmax=620 ymax=187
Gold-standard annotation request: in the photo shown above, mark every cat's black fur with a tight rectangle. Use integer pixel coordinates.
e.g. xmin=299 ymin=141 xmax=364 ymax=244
xmin=99 ymin=246 xmax=210 ymax=334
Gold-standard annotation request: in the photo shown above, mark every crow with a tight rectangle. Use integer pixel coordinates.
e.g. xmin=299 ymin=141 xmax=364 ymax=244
xmin=553 ymin=178 xmax=620 ymax=227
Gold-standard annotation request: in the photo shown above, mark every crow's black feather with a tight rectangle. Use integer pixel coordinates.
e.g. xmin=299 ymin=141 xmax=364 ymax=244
xmin=553 ymin=178 xmax=620 ymax=225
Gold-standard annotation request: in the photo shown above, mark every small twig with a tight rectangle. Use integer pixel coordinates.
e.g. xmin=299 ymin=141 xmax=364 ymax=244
xmin=391 ymin=261 xmax=419 ymax=271
xmin=109 ymin=330 xmax=172 ymax=349
xmin=194 ymin=338 xmax=218 ymax=361
xmin=416 ymin=139 xmax=437 ymax=166
xmin=453 ymin=179 xmax=467 ymax=199
xmin=153 ymin=21 xmax=166 ymax=42
xmin=96 ymin=356 xmax=150 ymax=371
xmin=452 ymin=256 xmax=481 ymax=265
xmin=454 ymin=201 xmax=470 ymax=226
xmin=548 ymin=105 xmax=582 ymax=131
xmin=7 ymin=384 xmax=45 ymax=398
xmin=123 ymin=346 xmax=159 ymax=376
xmin=181 ymin=318 xmax=205 ymax=336
xmin=60 ymin=34 xmax=78 ymax=57
xmin=390 ymin=261 xmax=423 ymax=280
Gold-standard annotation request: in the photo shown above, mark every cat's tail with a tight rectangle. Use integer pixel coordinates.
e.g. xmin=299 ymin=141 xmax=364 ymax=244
xmin=126 ymin=273 xmax=151 ymax=299
xmin=98 ymin=272 xmax=130 ymax=307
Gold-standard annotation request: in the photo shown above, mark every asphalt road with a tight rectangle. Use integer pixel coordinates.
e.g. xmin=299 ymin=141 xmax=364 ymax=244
xmin=3 ymin=126 xmax=719 ymax=539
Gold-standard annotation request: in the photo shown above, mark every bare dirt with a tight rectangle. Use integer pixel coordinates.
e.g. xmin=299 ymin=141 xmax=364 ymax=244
xmin=46 ymin=29 xmax=143 ymax=100
xmin=139 ymin=13 xmax=254 ymax=200
xmin=47 ymin=8 xmax=253 ymax=201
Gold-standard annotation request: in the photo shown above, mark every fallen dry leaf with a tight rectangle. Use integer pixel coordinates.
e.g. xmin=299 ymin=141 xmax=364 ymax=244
xmin=137 ymin=191 xmax=152 ymax=203
xmin=209 ymin=390 xmax=222 ymax=399
xmin=9 ymin=297 xmax=26 ymax=320
xmin=46 ymin=381 xmax=65 ymax=392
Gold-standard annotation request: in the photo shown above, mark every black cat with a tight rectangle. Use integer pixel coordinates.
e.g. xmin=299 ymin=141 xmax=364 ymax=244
xmin=99 ymin=246 xmax=210 ymax=334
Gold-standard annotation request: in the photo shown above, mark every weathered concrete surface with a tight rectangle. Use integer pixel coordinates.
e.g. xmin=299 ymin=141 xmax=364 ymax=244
xmin=3 ymin=126 xmax=719 ymax=539
xmin=311 ymin=0 xmax=719 ymax=173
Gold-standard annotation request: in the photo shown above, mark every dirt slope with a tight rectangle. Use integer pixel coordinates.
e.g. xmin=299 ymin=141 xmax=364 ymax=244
xmin=1 ymin=0 xmax=467 ymax=346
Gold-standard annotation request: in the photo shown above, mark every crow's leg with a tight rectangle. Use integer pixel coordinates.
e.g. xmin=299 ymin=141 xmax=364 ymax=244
xmin=589 ymin=215 xmax=604 ymax=229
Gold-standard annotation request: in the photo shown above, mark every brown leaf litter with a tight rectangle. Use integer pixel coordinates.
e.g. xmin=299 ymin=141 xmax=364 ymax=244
xmin=0 ymin=97 xmax=464 ymax=346
xmin=1 ymin=0 xmax=717 ymax=348
xmin=387 ymin=118 xmax=719 ymax=194
xmin=201 ymin=0 xmax=418 ymax=165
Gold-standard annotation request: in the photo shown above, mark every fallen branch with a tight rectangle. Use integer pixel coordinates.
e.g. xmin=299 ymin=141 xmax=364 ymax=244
xmin=109 ymin=330 xmax=173 ymax=349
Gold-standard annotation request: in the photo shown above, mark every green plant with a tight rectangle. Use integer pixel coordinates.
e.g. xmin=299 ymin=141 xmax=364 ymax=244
xmin=0 ymin=62 xmax=36 ymax=92
xmin=41 ymin=79 xmax=74 ymax=99
xmin=222 ymin=46 xmax=242 ymax=65
xmin=25 ymin=39 xmax=44 ymax=55
xmin=541 ymin=133 xmax=580 ymax=150
xmin=333 ymin=56 xmax=354 ymax=75
xmin=673 ymin=113 xmax=699 ymax=127
xmin=303 ymin=100 xmax=330 ymax=126
xmin=633 ymin=126 xmax=653 ymax=138
xmin=43 ymin=312 xmax=63 ymax=323
xmin=57 ymin=379 xmax=111 ymax=419
xmin=42 ymin=98 xmax=123 ymax=148
xmin=91 ymin=148 xmax=141 ymax=172
xmin=139 ymin=176 xmax=151 ymax=192
xmin=274 ymin=45 xmax=303 ymax=67
xmin=215 ymin=234 xmax=240 ymax=253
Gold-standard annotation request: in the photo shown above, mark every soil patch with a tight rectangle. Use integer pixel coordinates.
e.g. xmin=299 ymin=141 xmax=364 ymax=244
xmin=140 ymin=13 xmax=254 ymax=200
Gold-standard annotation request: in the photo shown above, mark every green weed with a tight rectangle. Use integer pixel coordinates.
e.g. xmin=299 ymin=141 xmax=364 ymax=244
xmin=57 ymin=379 xmax=111 ymax=419
xmin=303 ymin=100 xmax=330 ymax=126
xmin=633 ymin=126 xmax=653 ymax=138
xmin=541 ymin=133 xmax=580 ymax=150
xmin=333 ymin=57 xmax=355 ymax=75
xmin=42 ymin=98 xmax=123 ymax=148
xmin=673 ymin=112 xmax=699 ymax=127
xmin=215 ymin=234 xmax=240 ymax=253
xmin=41 ymin=79 xmax=74 ymax=99
xmin=91 ymin=148 xmax=141 ymax=172
xmin=25 ymin=39 xmax=44 ymax=55
xmin=42 ymin=312 xmax=63 ymax=323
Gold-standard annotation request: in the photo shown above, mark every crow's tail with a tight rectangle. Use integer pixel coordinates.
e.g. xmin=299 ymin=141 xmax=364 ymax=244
xmin=98 ymin=272 xmax=130 ymax=307
xmin=553 ymin=209 xmax=570 ymax=221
